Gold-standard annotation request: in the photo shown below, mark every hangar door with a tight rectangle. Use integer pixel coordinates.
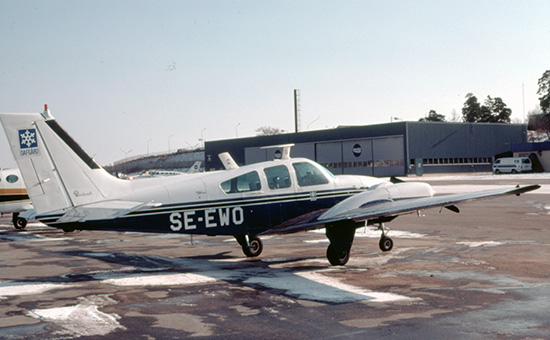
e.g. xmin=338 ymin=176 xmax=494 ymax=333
xmin=315 ymin=136 xmax=404 ymax=177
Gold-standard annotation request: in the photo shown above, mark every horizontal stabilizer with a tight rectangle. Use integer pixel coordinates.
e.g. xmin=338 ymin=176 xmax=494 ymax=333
xmin=56 ymin=200 xmax=152 ymax=223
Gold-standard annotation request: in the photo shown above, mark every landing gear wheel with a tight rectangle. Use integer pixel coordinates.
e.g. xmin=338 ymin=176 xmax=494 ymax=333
xmin=379 ymin=236 xmax=393 ymax=252
xmin=13 ymin=217 xmax=27 ymax=230
xmin=242 ymin=236 xmax=263 ymax=257
xmin=326 ymin=243 xmax=350 ymax=266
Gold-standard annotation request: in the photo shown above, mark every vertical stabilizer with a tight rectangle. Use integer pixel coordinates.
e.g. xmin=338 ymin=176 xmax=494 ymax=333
xmin=0 ymin=107 xmax=125 ymax=215
xmin=218 ymin=152 xmax=239 ymax=170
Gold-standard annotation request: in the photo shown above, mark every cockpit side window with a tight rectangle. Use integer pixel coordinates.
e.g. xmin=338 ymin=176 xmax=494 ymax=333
xmin=292 ymin=162 xmax=329 ymax=187
xmin=264 ymin=165 xmax=291 ymax=190
xmin=221 ymin=171 xmax=261 ymax=194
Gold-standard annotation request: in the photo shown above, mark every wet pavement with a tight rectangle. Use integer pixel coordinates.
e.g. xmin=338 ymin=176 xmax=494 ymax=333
xmin=1 ymin=174 xmax=549 ymax=339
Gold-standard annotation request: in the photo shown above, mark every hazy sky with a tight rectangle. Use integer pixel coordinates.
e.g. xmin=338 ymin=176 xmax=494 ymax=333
xmin=1 ymin=0 xmax=549 ymax=168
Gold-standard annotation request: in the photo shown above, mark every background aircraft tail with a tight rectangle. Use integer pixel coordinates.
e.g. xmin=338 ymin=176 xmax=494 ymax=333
xmin=0 ymin=106 xmax=126 ymax=215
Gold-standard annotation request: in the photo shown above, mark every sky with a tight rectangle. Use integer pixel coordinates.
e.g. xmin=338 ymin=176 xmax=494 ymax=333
xmin=1 ymin=0 xmax=549 ymax=168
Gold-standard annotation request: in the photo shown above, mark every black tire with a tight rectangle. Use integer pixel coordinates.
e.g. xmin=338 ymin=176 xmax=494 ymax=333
xmin=494 ymin=169 xmax=501 ymax=174
xmin=242 ymin=236 xmax=263 ymax=257
xmin=326 ymin=243 xmax=350 ymax=266
xmin=379 ymin=236 xmax=393 ymax=252
xmin=14 ymin=217 xmax=27 ymax=230
xmin=62 ymin=226 xmax=75 ymax=233
xmin=511 ymin=169 xmax=518 ymax=174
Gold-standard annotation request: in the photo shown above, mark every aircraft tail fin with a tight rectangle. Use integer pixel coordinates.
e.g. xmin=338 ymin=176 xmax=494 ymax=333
xmin=0 ymin=106 xmax=126 ymax=215
xmin=219 ymin=152 xmax=239 ymax=170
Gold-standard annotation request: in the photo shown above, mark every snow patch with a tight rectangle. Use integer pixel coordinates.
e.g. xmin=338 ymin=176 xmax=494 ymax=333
xmin=28 ymin=295 xmax=125 ymax=337
xmin=309 ymin=228 xmax=425 ymax=239
xmin=99 ymin=272 xmax=217 ymax=286
xmin=0 ymin=281 xmax=71 ymax=299
xmin=456 ymin=241 xmax=504 ymax=248
xmin=244 ymin=269 xmax=418 ymax=303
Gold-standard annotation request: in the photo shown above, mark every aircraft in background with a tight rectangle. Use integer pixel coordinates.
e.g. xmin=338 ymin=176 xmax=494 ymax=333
xmin=0 ymin=168 xmax=32 ymax=229
xmin=0 ymin=106 xmax=540 ymax=265
xmin=131 ymin=161 xmax=203 ymax=179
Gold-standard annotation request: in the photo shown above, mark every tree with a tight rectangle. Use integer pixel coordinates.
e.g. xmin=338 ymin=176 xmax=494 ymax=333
xmin=528 ymin=106 xmax=550 ymax=139
xmin=462 ymin=93 xmax=482 ymax=122
xmin=419 ymin=110 xmax=446 ymax=122
xmin=462 ymin=93 xmax=511 ymax=123
xmin=537 ymin=70 xmax=550 ymax=113
xmin=483 ymin=96 xmax=512 ymax=123
xmin=255 ymin=126 xmax=283 ymax=136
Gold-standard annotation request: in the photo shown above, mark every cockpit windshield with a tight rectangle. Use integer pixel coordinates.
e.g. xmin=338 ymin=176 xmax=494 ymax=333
xmin=292 ymin=162 xmax=330 ymax=187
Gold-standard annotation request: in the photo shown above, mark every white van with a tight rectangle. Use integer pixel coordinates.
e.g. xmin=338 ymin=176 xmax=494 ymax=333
xmin=492 ymin=157 xmax=532 ymax=174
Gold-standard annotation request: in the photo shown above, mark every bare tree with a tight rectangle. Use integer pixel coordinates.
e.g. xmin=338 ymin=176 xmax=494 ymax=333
xmin=255 ymin=126 xmax=283 ymax=136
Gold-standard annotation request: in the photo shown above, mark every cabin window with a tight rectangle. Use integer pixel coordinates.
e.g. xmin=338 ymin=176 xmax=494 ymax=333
xmin=221 ymin=171 xmax=261 ymax=194
xmin=6 ymin=175 xmax=19 ymax=183
xmin=292 ymin=162 xmax=329 ymax=187
xmin=264 ymin=165 xmax=291 ymax=189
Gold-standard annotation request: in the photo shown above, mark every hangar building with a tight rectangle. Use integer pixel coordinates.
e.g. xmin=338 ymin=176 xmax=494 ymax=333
xmin=205 ymin=121 xmax=527 ymax=177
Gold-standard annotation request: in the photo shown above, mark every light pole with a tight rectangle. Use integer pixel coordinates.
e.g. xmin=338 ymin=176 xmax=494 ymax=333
xmin=200 ymin=128 xmax=206 ymax=148
xmin=235 ymin=123 xmax=240 ymax=138
xmin=147 ymin=139 xmax=152 ymax=155
xmin=168 ymin=134 xmax=173 ymax=153
xmin=119 ymin=148 xmax=132 ymax=174
xmin=307 ymin=115 xmax=320 ymax=130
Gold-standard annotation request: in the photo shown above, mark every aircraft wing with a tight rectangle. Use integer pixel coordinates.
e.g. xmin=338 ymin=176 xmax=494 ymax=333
xmin=55 ymin=200 xmax=155 ymax=223
xmin=263 ymin=184 xmax=541 ymax=235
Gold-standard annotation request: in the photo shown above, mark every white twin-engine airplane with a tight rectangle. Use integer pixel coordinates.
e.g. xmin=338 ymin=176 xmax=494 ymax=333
xmin=0 ymin=168 xmax=32 ymax=229
xmin=0 ymin=106 xmax=540 ymax=265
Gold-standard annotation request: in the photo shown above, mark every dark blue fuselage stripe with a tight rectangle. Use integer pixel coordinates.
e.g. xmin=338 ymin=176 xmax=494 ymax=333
xmin=37 ymin=191 xmax=355 ymax=235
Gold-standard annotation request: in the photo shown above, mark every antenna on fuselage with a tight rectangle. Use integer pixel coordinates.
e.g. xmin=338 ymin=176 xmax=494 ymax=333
xmin=260 ymin=144 xmax=294 ymax=160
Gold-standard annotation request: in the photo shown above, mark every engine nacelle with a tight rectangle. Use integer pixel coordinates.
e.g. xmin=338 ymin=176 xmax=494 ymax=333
xmin=319 ymin=182 xmax=435 ymax=220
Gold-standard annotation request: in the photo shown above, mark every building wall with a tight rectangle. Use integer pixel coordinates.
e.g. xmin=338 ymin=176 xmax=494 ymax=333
xmin=205 ymin=122 xmax=527 ymax=177
xmin=407 ymin=122 xmax=527 ymax=174
xmin=512 ymin=141 xmax=550 ymax=172
xmin=243 ymin=135 xmax=406 ymax=177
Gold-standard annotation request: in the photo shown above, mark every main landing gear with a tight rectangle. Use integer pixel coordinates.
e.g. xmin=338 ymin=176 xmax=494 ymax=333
xmin=325 ymin=221 xmax=395 ymax=266
xmin=12 ymin=213 xmax=27 ymax=230
xmin=235 ymin=235 xmax=263 ymax=258
xmin=377 ymin=223 xmax=393 ymax=252
xmin=325 ymin=221 xmax=357 ymax=266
